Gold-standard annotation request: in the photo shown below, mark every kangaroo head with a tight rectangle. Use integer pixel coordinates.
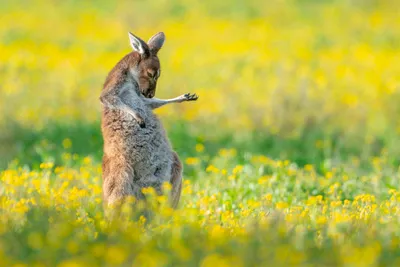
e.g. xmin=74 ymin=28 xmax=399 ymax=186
xmin=128 ymin=32 xmax=165 ymax=98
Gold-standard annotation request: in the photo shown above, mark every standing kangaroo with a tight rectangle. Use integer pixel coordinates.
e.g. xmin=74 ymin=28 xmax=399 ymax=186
xmin=100 ymin=31 xmax=198 ymax=208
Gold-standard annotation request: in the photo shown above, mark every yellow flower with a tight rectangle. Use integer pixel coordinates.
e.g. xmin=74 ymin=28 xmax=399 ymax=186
xmin=304 ymin=164 xmax=314 ymax=171
xmin=195 ymin=143 xmax=205 ymax=152
xmin=276 ymin=202 xmax=288 ymax=209
xmin=66 ymin=240 xmax=79 ymax=254
xmin=39 ymin=162 xmax=54 ymax=169
xmin=206 ymin=165 xmax=219 ymax=174
xmin=201 ymin=254 xmax=236 ymax=267
xmin=62 ymin=138 xmax=72 ymax=149
xmin=57 ymin=260 xmax=85 ymax=267
xmin=218 ymin=148 xmax=237 ymax=157
xmin=185 ymin=157 xmax=200 ymax=165
xmin=264 ymin=194 xmax=273 ymax=202
xmin=105 ymin=245 xmax=127 ymax=265
xmin=83 ymin=157 xmax=91 ymax=165
xmin=258 ymin=175 xmax=271 ymax=185
xmin=142 ymin=187 xmax=156 ymax=196
xmin=232 ymin=165 xmax=243 ymax=175
xmin=388 ymin=189 xmax=397 ymax=195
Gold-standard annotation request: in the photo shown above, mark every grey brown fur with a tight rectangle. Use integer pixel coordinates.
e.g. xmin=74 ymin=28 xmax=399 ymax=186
xmin=100 ymin=32 xmax=198 ymax=207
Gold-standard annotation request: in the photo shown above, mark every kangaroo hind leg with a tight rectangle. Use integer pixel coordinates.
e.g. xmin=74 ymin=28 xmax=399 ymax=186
xmin=102 ymin=156 xmax=139 ymax=207
xmin=170 ymin=152 xmax=183 ymax=209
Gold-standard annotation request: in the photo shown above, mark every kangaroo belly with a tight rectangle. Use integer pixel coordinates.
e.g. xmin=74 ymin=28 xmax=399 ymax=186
xmin=128 ymin=124 xmax=173 ymax=184
xmin=102 ymin=109 xmax=174 ymax=187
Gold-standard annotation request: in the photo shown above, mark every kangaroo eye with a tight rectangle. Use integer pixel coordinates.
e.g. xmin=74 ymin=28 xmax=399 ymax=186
xmin=147 ymin=71 xmax=154 ymax=78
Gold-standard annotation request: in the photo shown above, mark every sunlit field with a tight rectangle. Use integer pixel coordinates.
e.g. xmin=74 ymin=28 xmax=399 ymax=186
xmin=1 ymin=0 xmax=400 ymax=266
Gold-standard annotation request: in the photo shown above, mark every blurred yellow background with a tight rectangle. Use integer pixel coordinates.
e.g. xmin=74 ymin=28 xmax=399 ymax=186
xmin=0 ymin=0 xmax=399 ymax=166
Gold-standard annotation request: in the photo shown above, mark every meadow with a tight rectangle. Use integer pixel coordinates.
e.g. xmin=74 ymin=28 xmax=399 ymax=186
xmin=1 ymin=0 xmax=400 ymax=266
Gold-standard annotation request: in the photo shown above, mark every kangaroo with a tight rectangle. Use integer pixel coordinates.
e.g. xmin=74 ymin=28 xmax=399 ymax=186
xmin=100 ymin=31 xmax=198 ymax=208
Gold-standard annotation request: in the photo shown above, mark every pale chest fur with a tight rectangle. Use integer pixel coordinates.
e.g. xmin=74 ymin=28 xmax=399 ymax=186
xmin=101 ymin=82 xmax=174 ymax=186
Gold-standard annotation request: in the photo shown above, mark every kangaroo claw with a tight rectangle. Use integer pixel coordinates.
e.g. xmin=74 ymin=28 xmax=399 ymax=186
xmin=184 ymin=93 xmax=198 ymax=101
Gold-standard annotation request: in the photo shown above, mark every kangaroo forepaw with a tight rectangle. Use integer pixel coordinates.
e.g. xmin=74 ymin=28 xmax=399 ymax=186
xmin=184 ymin=93 xmax=198 ymax=101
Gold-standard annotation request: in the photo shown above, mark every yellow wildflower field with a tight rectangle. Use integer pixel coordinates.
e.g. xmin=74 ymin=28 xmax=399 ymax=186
xmin=1 ymin=0 xmax=400 ymax=266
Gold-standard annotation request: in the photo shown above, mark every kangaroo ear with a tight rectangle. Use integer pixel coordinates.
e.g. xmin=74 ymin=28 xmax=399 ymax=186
xmin=148 ymin=32 xmax=165 ymax=54
xmin=128 ymin=32 xmax=150 ymax=57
